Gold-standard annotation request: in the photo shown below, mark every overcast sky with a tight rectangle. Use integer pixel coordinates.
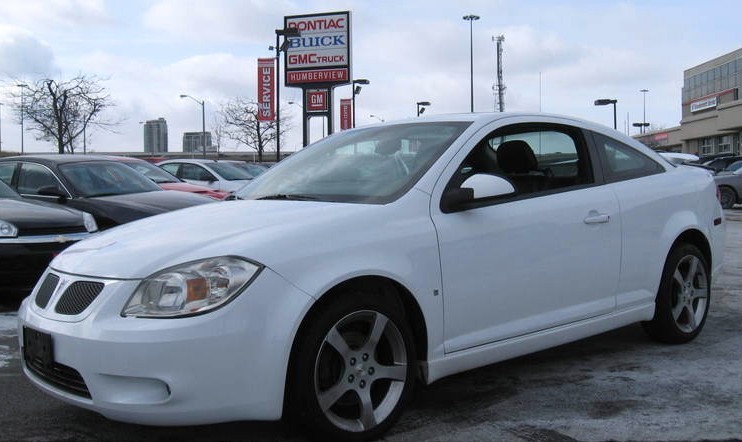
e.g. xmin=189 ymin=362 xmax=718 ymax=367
xmin=0 ymin=0 xmax=739 ymax=155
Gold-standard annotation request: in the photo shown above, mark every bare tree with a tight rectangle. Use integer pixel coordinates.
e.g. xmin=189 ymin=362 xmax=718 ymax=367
xmin=8 ymin=75 xmax=117 ymax=154
xmin=218 ymin=97 xmax=290 ymax=162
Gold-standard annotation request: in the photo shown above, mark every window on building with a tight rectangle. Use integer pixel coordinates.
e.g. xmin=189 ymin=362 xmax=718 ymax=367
xmin=699 ymin=137 xmax=714 ymax=155
xmin=719 ymin=135 xmax=732 ymax=154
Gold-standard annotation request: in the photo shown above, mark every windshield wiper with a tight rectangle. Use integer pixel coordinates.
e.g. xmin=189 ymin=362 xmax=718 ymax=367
xmin=255 ymin=194 xmax=318 ymax=201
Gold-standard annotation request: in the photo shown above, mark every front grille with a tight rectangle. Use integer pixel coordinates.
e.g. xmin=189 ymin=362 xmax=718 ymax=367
xmin=35 ymin=274 xmax=60 ymax=309
xmin=17 ymin=225 xmax=87 ymax=236
xmin=55 ymin=282 xmax=105 ymax=315
xmin=26 ymin=358 xmax=91 ymax=399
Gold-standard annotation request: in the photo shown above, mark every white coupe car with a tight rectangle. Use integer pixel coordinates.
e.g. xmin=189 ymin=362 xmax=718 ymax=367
xmin=18 ymin=113 xmax=725 ymax=441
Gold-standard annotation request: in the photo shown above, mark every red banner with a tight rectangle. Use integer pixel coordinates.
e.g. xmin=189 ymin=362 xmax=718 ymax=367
xmin=257 ymin=58 xmax=275 ymax=122
xmin=340 ymin=98 xmax=352 ymax=130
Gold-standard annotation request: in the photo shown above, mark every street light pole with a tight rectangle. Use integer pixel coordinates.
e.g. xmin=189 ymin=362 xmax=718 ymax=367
xmin=179 ymin=94 xmax=206 ymax=158
xmin=463 ymin=14 xmax=480 ymax=113
xmin=17 ymin=83 xmax=28 ymax=154
xmin=640 ymin=88 xmax=649 ymax=134
xmin=351 ymin=79 xmax=369 ymax=128
xmin=273 ymin=27 xmax=301 ymax=163
xmin=417 ymin=101 xmax=431 ymax=117
xmin=594 ymin=99 xmax=618 ymax=130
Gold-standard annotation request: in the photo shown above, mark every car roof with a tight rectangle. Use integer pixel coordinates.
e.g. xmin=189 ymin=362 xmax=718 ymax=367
xmin=158 ymin=158 xmax=220 ymax=164
xmin=0 ymin=154 xmax=124 ymax=165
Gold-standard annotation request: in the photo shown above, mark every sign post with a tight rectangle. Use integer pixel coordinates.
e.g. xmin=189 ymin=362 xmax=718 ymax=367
xmin=283 ymin=11 xmax=351 ymax=146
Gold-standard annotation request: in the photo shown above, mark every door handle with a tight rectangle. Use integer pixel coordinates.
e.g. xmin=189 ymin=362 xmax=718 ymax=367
xmin=584 ymin=212 xmax=610 ymax=224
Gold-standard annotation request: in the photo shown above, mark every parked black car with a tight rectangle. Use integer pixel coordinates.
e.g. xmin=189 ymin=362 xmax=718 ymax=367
xmin=0 ymin=180 xmax=98 ymax=298
xmin=701 ymin=155 xmax=742 ymax=173
xmin=0 ymin=155 xmax=215 ymax=230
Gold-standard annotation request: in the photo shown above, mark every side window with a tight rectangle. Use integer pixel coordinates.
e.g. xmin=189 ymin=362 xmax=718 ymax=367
xmin=160 ymin=164 xmax=180 ymax=177
xmin=0 ymin=163 xmax=17 ymax=185
xmin=593 ymin=132 xmax=664 ymax=182
xmin=181 ymin=164 xmax=215 ymax=181
xmin=17 ymin=163 xmax=64 ymax=195
xmin=450 ymin=126 xmax=592 ymax=198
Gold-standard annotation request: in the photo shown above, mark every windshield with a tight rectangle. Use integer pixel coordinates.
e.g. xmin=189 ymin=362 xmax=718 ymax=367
xmin=123 ymin=160 xmax=180 ymax=184
xmin=209 ymin=162 xmax=255 ymax=180
xmin=229 ymin=162 xmax=268 ymax=178
xmin=60 ymin=161 xmax=162 ymax=197
xmin=0 ymin=180 xmax=19 ymax=198
xmin=235 ymin=122 xmax=470 ymax=204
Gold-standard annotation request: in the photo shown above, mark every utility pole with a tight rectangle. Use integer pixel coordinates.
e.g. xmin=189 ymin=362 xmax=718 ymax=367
xmin=494 ymin=35 xmax=506 ymax=112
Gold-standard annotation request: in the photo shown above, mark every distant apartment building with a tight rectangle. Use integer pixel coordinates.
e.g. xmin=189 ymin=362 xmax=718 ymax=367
xmin=636 ymin=47 xmax=742 ymax=154
xmin=143 ymin=118 xmax=168 ymax=153
xmin=182 ymin=131 xmax=213 ymax=153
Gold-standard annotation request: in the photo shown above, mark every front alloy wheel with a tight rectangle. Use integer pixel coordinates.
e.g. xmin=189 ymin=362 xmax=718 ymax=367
xmin=288 ymin=291 xmax=416 ymax=441
xmin=315 ymin=311 xmax=408 ymax=433
xmin=719 ymin=186 xmax=736 ymax=209
xmin=643 ymin=244 xmax=710 ymax=343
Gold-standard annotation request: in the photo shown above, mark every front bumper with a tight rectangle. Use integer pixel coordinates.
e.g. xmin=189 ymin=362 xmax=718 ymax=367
xmin=18 ymin=265 xmax=314 ymax=425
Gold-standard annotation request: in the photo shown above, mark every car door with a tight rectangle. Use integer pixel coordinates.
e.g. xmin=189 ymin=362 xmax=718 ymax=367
xmin=179 ymin=164 xmax=219 ymax=189
xmin=431 ymin=121 xmax=621 ymax=353
xmin=14 ymin=162 xmax=72 ymax=203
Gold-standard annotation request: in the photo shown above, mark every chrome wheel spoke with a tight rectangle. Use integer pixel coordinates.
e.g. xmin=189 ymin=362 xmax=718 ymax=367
xmin=375 ymin=363 xmax=407 ymax=381
xmin=673 ymin=269 xmax=685 ymax=287
xmin=318 ymin=382 xmax=351 ymax=412
xmin=358 ymin=389 xmax=377 ymax=431
xmin=687 ymin=257 xmax=699 ymax=284
xmin=365 ymin=313 xmax=388 ymax=352
xmin=685 ymin=306 xmax=698 ymax=330
xmin=672 ymin=300 xmax=685 ymax=321
xmin=325 ymin=326 xmax=352 ymax=359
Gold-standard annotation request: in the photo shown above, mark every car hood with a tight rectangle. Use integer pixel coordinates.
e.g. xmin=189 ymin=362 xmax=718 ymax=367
xmin=51 ymin=200 xmax=375 ymax=279
xmin=92 ymin=190 xmax=214 ymax=212
xmin=0 ymin=198 xmax=83 ymax=229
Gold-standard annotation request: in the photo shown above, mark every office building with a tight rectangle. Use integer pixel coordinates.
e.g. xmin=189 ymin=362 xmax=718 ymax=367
xmin=636 ymin=48 xmax=742 ymax=155
xmin=143 ymin=118 xmax=168 ymax=153
xmin=182 ymin=131 xmax=213 ymax=153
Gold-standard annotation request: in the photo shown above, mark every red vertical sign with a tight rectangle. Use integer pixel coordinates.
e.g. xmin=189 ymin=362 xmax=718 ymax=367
xmin=257 ymin=58 xmax=275 ymax=122
xmin=340 ymin=98 xmax=352 ymax=130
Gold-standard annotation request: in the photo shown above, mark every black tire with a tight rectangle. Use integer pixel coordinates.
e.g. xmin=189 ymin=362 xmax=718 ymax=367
xmin=287 ymin=286 xmax=416 ymax=441
xmin=643 ymin=244 xmax=710 ymax=344
xmin=719 ymin=186 xmax=736 ymax=209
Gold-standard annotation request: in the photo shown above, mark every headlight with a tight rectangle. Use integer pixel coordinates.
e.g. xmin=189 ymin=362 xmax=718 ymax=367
xmin=122 ymin=256 xmax=262 ymax=318
xmin=82 ymin=212 xmax=98 ymax=233
xmin=0 ymin=220 xmax=18 ymax=238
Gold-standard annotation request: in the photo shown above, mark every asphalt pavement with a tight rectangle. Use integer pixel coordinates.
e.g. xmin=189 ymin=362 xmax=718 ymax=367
xmin=1 ymin=212 xmax=742 ymax=441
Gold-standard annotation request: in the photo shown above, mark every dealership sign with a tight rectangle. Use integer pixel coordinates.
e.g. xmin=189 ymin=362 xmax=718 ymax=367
xmin=284 ymin=11 xmax=351 ymax=87
xmin=257 ymin=58 xmax=275 ymax=121
xmin=690 ymin=96 xmax=717 ymax=113
xmin=306 ymin=89 xmax=329 ymax=112
xmin=339 ymin=99 xmax=352 ymax=130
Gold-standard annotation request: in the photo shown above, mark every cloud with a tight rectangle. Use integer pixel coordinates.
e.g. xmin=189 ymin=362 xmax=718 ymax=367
xmin=0 ymin=0 xmax=112 ymax=29
xmin=0 ymin=26 xmax=56 ymax=77
xmin=143 ymin=0 xmax=297 ymax=44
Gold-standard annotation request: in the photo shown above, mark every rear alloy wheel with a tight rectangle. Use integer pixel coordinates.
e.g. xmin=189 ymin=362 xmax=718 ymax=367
xmin=289 ymin=292 xmax=416 ymax=441
xmin=719 ymin=186 xmax=736 ymax=209
xmin=643 ymin=244 xmax=710 ymax=344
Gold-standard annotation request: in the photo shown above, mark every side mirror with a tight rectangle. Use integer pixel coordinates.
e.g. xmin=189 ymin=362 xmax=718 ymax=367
xmin=441 ymin=174 xmax=515 ymax=213
xmin=37 ymin=185 xmax=68 ymax=201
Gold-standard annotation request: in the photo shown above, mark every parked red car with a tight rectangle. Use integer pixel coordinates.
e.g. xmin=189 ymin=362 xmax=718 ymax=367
xmin=109 ymin=156 xmax=230 ymax=200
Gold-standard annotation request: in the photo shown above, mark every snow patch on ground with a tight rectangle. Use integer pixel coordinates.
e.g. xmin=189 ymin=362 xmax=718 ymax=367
xmin=0 ymin=313 xmax=18 ymax=337
xmin=0 ymin=313 xmax=19 ymax=368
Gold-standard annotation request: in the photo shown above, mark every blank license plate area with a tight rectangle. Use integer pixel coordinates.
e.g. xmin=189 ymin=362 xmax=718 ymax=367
xmin=23 ymin=327 xmax=54 ymax=367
